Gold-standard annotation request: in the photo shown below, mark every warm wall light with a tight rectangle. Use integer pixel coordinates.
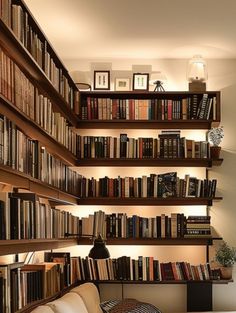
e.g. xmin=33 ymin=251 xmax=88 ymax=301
xmin=149 ymin=72 xmax=167 ymax=91
xmin=187 ymin=55 xmax=207 ymax=91
xmin=70 ymin=70 xmax=91 ymax=90
xmin=65 ymin=233 xmax=110 ymax=259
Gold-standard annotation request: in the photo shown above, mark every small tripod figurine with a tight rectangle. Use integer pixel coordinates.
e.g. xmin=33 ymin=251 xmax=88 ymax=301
xmin=153 ymin=80 xmax=165 ymax=91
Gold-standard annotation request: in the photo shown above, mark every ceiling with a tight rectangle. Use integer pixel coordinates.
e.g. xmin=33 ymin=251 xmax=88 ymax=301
xmin=25 ymin=0 xmax=236 ymax=60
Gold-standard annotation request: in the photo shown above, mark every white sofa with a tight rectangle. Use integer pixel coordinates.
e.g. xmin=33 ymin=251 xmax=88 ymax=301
xmin=31 ymin=283 xmax=236 ymax=313
xmin=31 ymin=283 xmax=103 ymax=313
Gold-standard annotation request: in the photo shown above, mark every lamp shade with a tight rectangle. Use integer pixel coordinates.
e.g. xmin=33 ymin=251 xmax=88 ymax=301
xmin=187 ymin=55 xmax=207 ymax=82
xmin=70 ymin=70 xmax=91 ymax=90
xmin=88 ymin=234 xmax=110 ymax=259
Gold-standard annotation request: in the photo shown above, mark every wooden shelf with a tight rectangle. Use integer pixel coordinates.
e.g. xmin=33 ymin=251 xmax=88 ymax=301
xmin=77 ymin=158 xmax=223 ymax=167
xmin=78 ymin=197 xmax=223 ymax=206
xmin=81 ymin=91 xmax=220 ymax=96
xmin=76 ymin=119 xmax=220 ymax=129
xmin=0 ymin=19 xmax=78 ymax=127
xmin=0 ymin=164 xmax=79 ymax=205
xmin=78 ymin=237 xmax=222 ymax=246
xmin=16 ymin=282 xmax=79 ymax=313
xmin=78 ymin=90 xmax=221 ymax=129
xmin=87 ymin=279 xmax=233 ymax=285
xmin=0 ymin=238 xmax=78 ymax=256
xmin=0 ymin=95 xmax=77 ymax=166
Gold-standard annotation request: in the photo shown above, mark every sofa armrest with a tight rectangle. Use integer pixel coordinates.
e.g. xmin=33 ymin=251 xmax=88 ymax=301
xmin=70 ymin=283 xmax=103 ymax=313
xmin=47 ymin=292 xmax=88 ymax=313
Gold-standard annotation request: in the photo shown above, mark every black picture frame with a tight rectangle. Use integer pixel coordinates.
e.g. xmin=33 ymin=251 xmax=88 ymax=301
xmin=133 ymin=73 xmax=149 ymax=91
xmin=94 ymin=70 xmax=110 ymax=90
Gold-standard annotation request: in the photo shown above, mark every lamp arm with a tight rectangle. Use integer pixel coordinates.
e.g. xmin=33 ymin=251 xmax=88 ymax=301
xmin=64 ymin=232 xmax=94 ymax=238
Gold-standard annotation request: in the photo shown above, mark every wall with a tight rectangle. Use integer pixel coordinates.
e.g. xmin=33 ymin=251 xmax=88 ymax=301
xmin=63 ymin=58 xmax=236 ymax=312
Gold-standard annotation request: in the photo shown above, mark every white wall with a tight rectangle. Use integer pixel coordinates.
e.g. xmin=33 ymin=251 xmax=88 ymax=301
xmin=63 ymin=58 xmax=236 ymax=312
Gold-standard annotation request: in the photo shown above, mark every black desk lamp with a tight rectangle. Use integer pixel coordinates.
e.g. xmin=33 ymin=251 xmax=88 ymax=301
xmin=65 ymin=233 xmax=110 ymax=259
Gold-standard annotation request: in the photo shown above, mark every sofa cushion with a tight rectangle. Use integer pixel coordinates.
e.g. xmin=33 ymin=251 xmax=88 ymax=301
xmin=31 ymin=305 xmax=55 ymax=313
xmin=47 ymin=292 xmax=88 ymax=313
xmin=100 ymin=299 xmax=162 ymax=313
xmin=70 ymin=283 xmax=103 ymax=313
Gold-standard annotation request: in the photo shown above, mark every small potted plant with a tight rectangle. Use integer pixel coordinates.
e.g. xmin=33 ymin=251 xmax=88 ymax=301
xmin=207 ymin=126 xmax=224 ymax=159
xmin=215 ymin=241 xmax=236 ymax=279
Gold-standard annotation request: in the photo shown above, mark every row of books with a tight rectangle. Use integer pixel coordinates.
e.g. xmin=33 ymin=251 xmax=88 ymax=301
xmin=78 ymin=173 xmax=217 ymax=199
xmin=0 ymin=0 xmax=11 ymax=27
xmin=78 ymin=210 xmax=211 ymax=239
xmin=0 ymin=1 xmax=78 ymax=110
xmin=77 ymin=133 xmax=210 ymax=159
xmin=80 ymin=94 xmax=217 ymax=121
xmin=185 ymin=215 xmax=211 ymax=237
xmin=0 ymin=192 xmax=80 ymax=240
xmin=0 ymin=252 xmax=223 ymax=313
xmin=0 ymin=261 xmax=64 ymax=313
xmin=0 ymin=115 xmax=80 ymax=194
xmin=0 ymin=48 xmax=78 ymax=154
xmin=69 ymin=255 xmax=220 ymax=283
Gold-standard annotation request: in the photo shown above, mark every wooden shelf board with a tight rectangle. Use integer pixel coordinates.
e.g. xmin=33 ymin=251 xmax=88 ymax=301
xmin=16 ymin=282 xmax=79 ymax=313
xmin=78 ymin=197 xmax=223 ymax=206
xmin=0 ymin=164 xmax=79 ymax=205
xmin=80 ymin=90 xmax=220 ymax=97
xmin=76 ymin=120 xmax=220 ymax=130
xmin=77 ymin=158 xmax=223 ymax=167
xmin=0 ymin=95 xmax=77 ymax=166
xmin=83 ymin=279 xmax=233 ymax=285
xmin=0 ymin=238 xmax=77 ymax=256
xmin=0 ymin=19 xmax=78 ymax=126
xmin=78 ymin=237 xmax=222 ymax=246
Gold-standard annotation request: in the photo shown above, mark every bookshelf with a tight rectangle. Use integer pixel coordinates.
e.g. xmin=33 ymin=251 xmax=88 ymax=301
xmin=78 ymin=197 xmax=222 ymax=206
xmin=0 ymin=95 xmax=77 ymax=166
xmin=0 ymin=238 xmax=78 ymax=256
xmin=0 ymin=19 xmax=78 ymax=126
xmin=77 ymin=89 xmax=225 ymax=312
xmin=0 ymin=1 xmax=227 ymax=312
xmin=77 ymin=237 xmax=221 ymax=246
xmin=0 ymin=0 xmax=81 ymax=273
xmin=77 ymin=158 xmax=223 ymax=167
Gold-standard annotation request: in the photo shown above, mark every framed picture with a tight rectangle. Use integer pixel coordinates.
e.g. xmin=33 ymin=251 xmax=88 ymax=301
xmin=94 ymin=71 xmax=110 ymax=90
xmin=115 ymin=78 xmax=130 ymax=91
xmin=133 ymin=73 xmax=149 ymax=91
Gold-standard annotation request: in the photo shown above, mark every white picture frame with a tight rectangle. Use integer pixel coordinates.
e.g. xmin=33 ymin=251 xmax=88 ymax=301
xmin=133 ymin=73 xmax=149 ymax=91
xmin=115 ymin=78 xmax=130 ymax=91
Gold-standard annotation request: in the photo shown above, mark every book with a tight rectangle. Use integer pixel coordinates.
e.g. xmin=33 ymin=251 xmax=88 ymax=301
xmin=44 ymin=252 xmax=71 ymax=287
xmin=158 ymin=172 xmax=177 ymax=198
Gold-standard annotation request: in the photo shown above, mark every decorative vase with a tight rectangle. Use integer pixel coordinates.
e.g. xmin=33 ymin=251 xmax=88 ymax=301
xmin=210 ymin=146 xmax=221 ymax=159
xmin=220 ymin=266 xmax=233 ymax=279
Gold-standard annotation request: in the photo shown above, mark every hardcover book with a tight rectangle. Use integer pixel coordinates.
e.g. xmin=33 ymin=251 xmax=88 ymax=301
xmin=157 ymin=172 xmax=177 ymax=198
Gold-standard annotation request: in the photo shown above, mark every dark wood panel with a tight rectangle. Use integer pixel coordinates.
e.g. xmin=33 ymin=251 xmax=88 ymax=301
xmin=86 ymin=279 xmax=232 ymax=285
xmin=77 ymin=237 xmax=223 ymax=246
xmin=76 ymin=120 xmax=220 ymax=129
xmin=80 ymin=90 xmax=220 ymax=97
xmin=0 ymin=238 xmax=77 ymax=256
